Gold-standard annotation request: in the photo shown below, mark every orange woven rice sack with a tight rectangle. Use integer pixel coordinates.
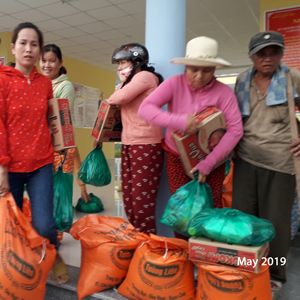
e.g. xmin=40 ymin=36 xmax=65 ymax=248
xmin=0 ymin=193 xmax=56 ymax=300
xmin=118 ymin=234 xmax=195 ymax=300
xmin=196 ymin=263 xmax=272 ymax=300
xmin=221 ymin=161 xmax=234 ymax=208
xmin=70 ymin=215 xmax=147 ymax=299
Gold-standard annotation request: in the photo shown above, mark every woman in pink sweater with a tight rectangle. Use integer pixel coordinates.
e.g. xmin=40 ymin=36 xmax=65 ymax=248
xmin=139 ymin=36 xmax=243 ymax=211
xmin=107 ymin=43 xmax=164 ymax=233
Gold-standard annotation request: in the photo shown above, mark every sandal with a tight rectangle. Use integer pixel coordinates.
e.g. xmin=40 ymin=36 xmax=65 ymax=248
xmin=51 ymin=254 xmax=69 ymax=285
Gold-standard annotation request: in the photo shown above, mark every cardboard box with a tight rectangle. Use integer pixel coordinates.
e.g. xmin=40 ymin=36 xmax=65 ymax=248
xmin=189 ymin=237 xmax=269 ymax=273
xmin=91 ymin=100 xmax=122 ymax=142
xmin=48 ymin=98 xmax=75 ymax=151
xmin=172 ymin=107 xmax=226 ymax=177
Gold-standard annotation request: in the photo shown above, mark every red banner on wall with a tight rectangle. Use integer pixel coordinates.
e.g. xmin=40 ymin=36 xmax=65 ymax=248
xmin=266 ymin=6 xmax=300 ymax=70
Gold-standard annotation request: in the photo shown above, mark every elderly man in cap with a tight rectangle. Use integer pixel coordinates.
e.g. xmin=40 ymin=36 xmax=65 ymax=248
xmin=233 ymin=31 xmax=300 ymax=290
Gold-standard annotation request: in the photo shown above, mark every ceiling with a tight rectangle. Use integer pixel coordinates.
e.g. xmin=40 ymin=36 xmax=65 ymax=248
xmin=0 ymin=0 xmax=259 ymax=72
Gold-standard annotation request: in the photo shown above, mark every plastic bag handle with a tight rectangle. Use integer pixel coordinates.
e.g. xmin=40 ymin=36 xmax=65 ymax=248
xmin=38 ymin=240 xmax=47 ymax=264
xmin=163 ymin=240 xmax=168 ymax=260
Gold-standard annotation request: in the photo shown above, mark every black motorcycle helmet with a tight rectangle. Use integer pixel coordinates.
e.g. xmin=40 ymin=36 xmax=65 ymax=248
xmin=111 ymin=43 xmax=149 ymax=66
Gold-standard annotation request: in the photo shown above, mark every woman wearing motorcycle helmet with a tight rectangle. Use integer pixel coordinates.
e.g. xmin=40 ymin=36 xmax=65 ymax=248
xmin=107 ymin=43 xmax=163 ymax=234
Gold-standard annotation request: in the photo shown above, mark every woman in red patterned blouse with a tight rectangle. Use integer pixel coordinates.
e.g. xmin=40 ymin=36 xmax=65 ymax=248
xmin=0 ymin=22 xmax=57 ymax=247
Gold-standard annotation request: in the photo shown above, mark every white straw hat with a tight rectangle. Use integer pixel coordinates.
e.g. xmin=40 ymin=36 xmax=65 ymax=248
xmin=171 ymin=36 xmax=231 ymax=68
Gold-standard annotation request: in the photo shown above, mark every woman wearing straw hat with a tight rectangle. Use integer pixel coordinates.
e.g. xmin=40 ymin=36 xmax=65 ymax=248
xmin=139 ymin=36 xmax=243 ymax=224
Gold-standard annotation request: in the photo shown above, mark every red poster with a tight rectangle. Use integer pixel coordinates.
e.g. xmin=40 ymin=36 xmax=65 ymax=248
xmin=266 ymin=6 xmax=300 ymax=69
xmin=266 ymin=7 xmax=300 ymax=69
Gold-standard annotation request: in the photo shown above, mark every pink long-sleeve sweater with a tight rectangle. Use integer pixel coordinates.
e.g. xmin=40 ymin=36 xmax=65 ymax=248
xmin=138 ymin=74 xmax=243 ymax=175
xmin=107 ymin=71 xmax=163 ymax=145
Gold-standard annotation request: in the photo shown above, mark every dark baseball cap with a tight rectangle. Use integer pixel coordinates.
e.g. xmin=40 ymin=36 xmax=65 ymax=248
xmin=248 ymin=31 xmax=284 ymax=56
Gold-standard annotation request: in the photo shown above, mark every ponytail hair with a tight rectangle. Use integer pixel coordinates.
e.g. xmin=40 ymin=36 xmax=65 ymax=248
xmin=59 ymin=66 xmax=67 ymax=75
xmin=141 ymin=64 xmax=163 ymax=85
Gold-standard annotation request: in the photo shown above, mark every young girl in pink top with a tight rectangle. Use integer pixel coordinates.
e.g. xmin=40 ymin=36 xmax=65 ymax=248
xmin=106 ymin=43 xmax=164 ymax=233
xmin=139 ymin=36 xmax=243 ymax=212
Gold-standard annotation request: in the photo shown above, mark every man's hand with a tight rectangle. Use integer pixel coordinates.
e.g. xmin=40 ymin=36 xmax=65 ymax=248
xmin=0 ymin=165 xmax=9 ymax=197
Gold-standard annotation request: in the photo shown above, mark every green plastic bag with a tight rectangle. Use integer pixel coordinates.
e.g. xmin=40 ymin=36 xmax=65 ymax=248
xmin=75 ymin=193 xmax=104 ymax=213
xmin=54 ymin=168 xmax=74 ymax=231
xmin=188 ymin=208 xmax=275 ymax=246
xmin=78 ymin=146 xmax=111 ymax=186
xmin=160 ymin=179 xmax=213 ymax=236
